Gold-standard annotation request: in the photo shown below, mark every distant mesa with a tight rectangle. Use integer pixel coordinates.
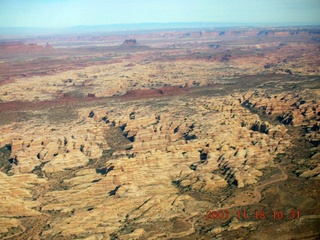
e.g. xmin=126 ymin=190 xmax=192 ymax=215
xmin=121 ymin=39 xmax=138 ymax=47
xmin=0 ymin=41 xmax=54 ymax=53
xmin=44 ymin=43 xmax=54 ymax=50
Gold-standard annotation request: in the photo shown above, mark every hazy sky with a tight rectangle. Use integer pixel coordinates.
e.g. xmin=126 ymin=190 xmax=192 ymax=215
xmin=1 ymin=0 xmax=320 ymax=28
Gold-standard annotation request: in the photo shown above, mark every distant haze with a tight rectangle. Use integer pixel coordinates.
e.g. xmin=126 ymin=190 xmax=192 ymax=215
xmin=0 ymin=0 xmax=320 ymax=29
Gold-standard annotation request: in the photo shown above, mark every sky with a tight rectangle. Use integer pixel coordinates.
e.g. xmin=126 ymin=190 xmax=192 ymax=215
xmin=0 ymin=0 xmax=320 ymax=28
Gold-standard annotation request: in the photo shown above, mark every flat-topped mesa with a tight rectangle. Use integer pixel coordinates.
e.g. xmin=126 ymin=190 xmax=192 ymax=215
xmin=121 ymin=39 xmax=138 ymax=47
xmin=0 ymin=41 xmax=54 ymax=53
xmin=44 ymin=43 xmax=54 ymax=50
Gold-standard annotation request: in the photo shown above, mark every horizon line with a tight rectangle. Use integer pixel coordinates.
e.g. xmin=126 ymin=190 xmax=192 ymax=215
xmin=1 ymin=21 xmax=320 ymax=29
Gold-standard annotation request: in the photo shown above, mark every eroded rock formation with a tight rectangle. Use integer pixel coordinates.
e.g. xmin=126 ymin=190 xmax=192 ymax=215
xmin=121 ymin=39 xmax=138 ymax=47
xmin=0 ymin=91 xmax=296 ymax=238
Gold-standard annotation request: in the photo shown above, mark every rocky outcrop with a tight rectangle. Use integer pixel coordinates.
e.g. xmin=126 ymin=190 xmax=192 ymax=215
xmin=1 ymin=117 xmax=111 ymax=174
xmin=242 ymin=91 xmax=320 ymax=126
xmin=242 ymin=90 xmax=320 ymax=179
xmin=0 ymin=171 xmax=45 ymax=229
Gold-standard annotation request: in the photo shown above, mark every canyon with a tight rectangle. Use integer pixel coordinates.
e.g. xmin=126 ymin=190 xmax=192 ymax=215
xmin=0 ymin=26 xmax=319 ymax=239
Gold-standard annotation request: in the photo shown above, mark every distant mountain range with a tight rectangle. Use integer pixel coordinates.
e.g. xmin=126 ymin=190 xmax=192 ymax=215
xmin=0 ymin=22 xmax=319 ymax=36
